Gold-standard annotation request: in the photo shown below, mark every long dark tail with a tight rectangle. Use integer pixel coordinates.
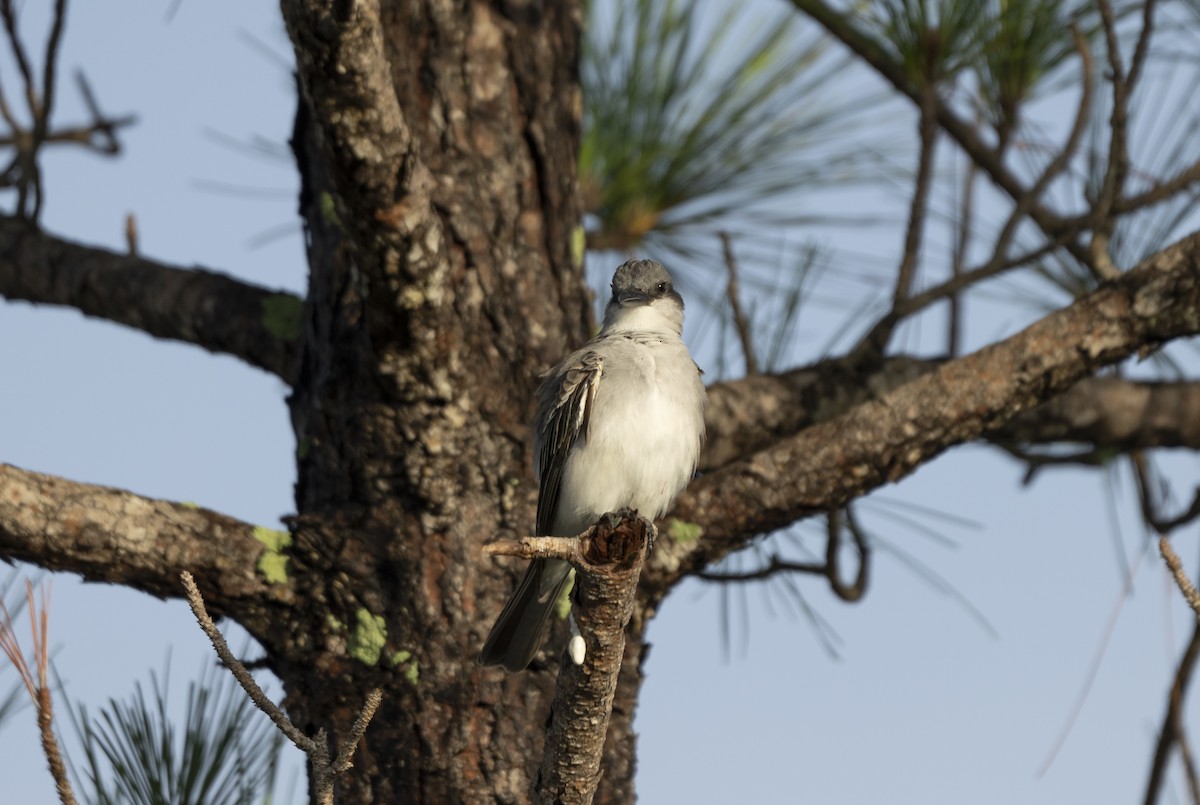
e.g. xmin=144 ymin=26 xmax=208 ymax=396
xmin=479 ymin=558 xmax=573 ymax=671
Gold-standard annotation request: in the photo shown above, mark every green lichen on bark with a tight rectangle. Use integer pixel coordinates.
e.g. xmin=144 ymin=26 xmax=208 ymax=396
xmin=389 ymin=649 xmax=420 ymax=685
xmin=349 ymin=608 xmax=387 ymax=665
xmin=253 ymin=525 xmax=292 ymax=584
xmin=666 ymin=518 xmax=703 ymax=543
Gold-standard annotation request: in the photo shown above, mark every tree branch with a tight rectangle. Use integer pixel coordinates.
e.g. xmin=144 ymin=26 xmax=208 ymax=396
xmin=648 ymin=231 xmax=1200 ymax=595
xmin=0 ymin=219 xmax=300 ymax=383
xmin=704 ymin=364 xmax=1200 ymax=478
xmin=181 ymin=571 xmax=381 ymax=805
xmin=0 ymin=463 xmax=295 ymax=640
xmin=485 ymin=512 xmax=651 ymax=805
xmin=1147 ymin=538 xmax=1200 ymax=805
xmin=993 ymin=378 xmax=1200 ymax=452
xmin=282 ymin=0 xmax=433 ymax=240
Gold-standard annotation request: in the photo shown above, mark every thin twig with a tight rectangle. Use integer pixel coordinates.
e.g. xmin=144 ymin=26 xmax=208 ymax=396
xmin=827 ymin=507 xmax=870 ymax=602
xmin=329 ymin=689 xmax=383 ymax=774
xmin=788 ymin=0 xmax=1091 ymax=272
xmin=697 ymin=506 xmax=870 ymax=603
xmin=892 ymin=89 xmax=939 ymax=310
xmin=1144 ymin=599 xmax=1200 ymax=805
xmin=1159 ymin=538 xmax=1200 ymax=616
xmin=1132 ymin=453 xmax=1200 ymax=535
xmin=1179 ymin=722 xmax=1200 ymax=805
xmin=1088 ymin=0 xmax=1134 ymax=282
xmin=180 ymin=571 xmax=382 ymax=805
xmin=948 ymin=157 xmax=977 ymax=356
xmin=719 ymin=231 xmax=758 ymax=374
xmin=697 ymin=555 xmax=825 ymax=582
xmin=854 ymin=88 xmax=939 ymax=360
xmin=0 ymin=0 xmax=37 ymax=114
xmin=483 ymin=534 xmax=585 ymax=561
xmin=180 ymin=571 xmax=316 ymax=752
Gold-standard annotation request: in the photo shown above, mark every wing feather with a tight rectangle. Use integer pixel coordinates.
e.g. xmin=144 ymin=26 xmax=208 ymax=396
xmin=534 ymin=350 xmax=602 ymax=535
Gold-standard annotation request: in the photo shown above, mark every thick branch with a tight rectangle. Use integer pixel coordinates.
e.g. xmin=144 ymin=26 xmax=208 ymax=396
xmin=0 ymin=219 xmax=300 ymax=382
xmin=704 ymin=364 xmax=1200 ymax=475
xmin=650 ymin=231 xmax=1200 ymax=594
xmin=0 ymin=463 xmax=294 ymax=639
xmin=282 ymin=0 xmax=432 ymax=238
xmin=997 ymin=379 xmax=1200 ymax=453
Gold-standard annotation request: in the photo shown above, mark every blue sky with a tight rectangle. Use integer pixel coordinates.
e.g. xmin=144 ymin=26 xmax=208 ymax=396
xmin=2 ymin=3 xmax=1198 ymax=803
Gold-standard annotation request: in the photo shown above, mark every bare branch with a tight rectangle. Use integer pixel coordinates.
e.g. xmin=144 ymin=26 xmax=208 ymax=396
xmin=1147 ymin=539 xmax=1200 ymax=805
xmin=0 ymin=219 xmax=300 ymax=383
xmin=853 ymin=87 xmax=939 ymax=360
xmin=485 ymin=513 xmax=652 ymax=804
xmin=837 ymin=24 xmax=1093 ymax=361
xmin=719 ymin=232 xmax=758 ymax=374
xmin=181 ymin=571 xmax=382 ymax=805
xmin=0 ymin=463 xmax=295 ymax=639
xmin=697 ymin=507 xmax=869 ymax=602
xmin=1132 ymin=453 xmax=1200 ymax=535
xmin=519 ymin=511 xmax=651 ymax=805
xmin=648 ymin=231 xmax=1200 ymax=596
xmin=698 ymin=555 xmax=825 ymax=582
xmin=787 ymin=0 xmax=1087 ymax=264
xmin=1144 ymin=616 xmax=1200 ymax=805
xmin=705 ymin=361 xmax=1200 ymax=480
xmin=182 ymin=571 xmax=315 ymax=752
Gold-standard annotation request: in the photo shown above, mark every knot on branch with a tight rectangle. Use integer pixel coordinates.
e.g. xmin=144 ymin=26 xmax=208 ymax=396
xmin=581 ymin=509 xmax=651 ymax=569
xmin=482 ymin=509 xmax=652 ymax=574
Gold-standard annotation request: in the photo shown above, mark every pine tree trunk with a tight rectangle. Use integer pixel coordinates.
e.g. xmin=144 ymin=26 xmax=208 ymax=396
xmin=252 ymin=2 xmax=643 ymax=802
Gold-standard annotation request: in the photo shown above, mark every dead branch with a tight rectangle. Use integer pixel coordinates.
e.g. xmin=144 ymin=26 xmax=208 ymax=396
xmin=0 ymin=0 xmax=132 ymax=220
xmin=1132 ymin=453 xmax=1200 ymax=535
xmin=0 ymin=219 xmax=300 ymax=383
xmin=1148 ymin=539 xmax=1200 ymax=805
xmin=486 ymin=511 xmax=651 ymax=805
xmin=697 ymin=506 xmax=870 ymax=603
xmin=0 ymin=462 xmax=294 ymax=639
xmin=181 ymin=571 xmax=382 ymax=805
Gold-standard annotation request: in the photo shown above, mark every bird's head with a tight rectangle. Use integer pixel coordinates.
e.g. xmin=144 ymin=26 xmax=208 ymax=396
xmin=602 ymin=259 xmax=685 ymax=335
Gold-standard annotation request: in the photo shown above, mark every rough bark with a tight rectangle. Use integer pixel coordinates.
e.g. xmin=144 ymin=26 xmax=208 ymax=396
xmin=703 ymin=360 xmax=1200 ymax=474
xmin=484 ymin=514 xmax=650 ymax=805
xmin=0 ymin=218 xmax=300 ymax=382
xmin=995 ymin=376 xmax=1200 ymax=450
xmin=5 ymin=2 xmax=1200 ymax=804
xmin=274 ymin=2 xmax=601 ymax=803
xmin=0 ymin=463 xmax=293 ymax=638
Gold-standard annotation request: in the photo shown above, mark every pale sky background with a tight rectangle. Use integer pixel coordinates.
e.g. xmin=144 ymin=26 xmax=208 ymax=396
xmin=2 ymin=3 xmax=1200 ymax=804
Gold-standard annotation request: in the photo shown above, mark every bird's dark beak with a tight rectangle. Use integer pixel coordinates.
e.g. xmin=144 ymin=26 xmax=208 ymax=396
xmin=615 ymin=290 xmax=651 ymax=306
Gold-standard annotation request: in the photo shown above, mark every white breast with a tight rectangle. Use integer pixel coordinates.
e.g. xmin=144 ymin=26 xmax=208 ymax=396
xmin=551 ymin=335 xmax=705 ymax=536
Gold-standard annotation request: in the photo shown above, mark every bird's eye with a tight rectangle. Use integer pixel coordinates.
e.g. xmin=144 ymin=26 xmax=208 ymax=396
xmin=656 ymin=282 xmax=669 ymax=294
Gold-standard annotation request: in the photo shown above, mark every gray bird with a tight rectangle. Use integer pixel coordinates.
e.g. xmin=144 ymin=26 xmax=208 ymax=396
xmin=480 ymin=259 xmax=706 ymax=671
